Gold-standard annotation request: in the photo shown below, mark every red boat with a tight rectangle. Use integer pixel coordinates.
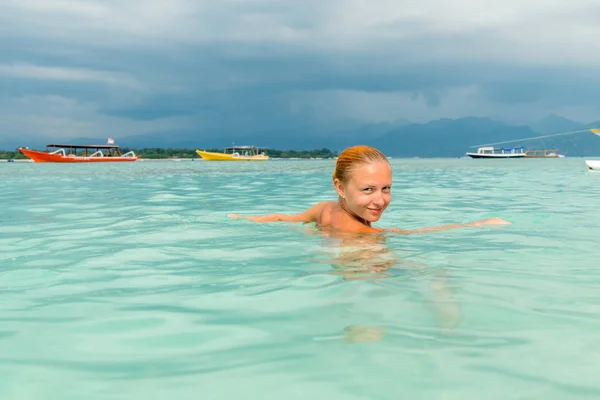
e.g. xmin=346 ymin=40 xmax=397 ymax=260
xmin=19 ymin=143 xmax=139 ymax=163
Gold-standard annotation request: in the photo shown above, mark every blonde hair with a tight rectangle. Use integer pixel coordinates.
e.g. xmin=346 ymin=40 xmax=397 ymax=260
xmin=333 ymin=145 xmax=389 ymax=183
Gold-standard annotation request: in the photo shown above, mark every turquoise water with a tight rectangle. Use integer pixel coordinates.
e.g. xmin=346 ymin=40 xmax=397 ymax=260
xmin=2 ymin=158 xmax=600 ymax=399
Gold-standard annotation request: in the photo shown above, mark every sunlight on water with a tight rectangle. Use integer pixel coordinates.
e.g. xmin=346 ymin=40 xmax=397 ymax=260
xmin=2 ymin=158 xmax=600 ymax=399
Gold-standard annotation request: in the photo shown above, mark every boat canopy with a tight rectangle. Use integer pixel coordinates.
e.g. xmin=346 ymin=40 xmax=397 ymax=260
xmin=223 ymin=146 xmax=267 ymax=150
xmin=43 ymin=143 xmax=125 ymax=157
xmin=46 ymin=144 xmax=122 ymax=149
xmin=501 ymin=146 xmax=524 ymax=151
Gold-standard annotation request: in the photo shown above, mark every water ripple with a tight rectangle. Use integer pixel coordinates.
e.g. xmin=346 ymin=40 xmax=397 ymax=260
xmin=2 ymin=159 xmax=600 ymax=399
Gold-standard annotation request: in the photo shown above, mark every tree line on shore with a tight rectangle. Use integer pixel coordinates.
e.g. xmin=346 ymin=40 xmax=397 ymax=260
xmin=0 ymin=147 xmax=338 ymax=160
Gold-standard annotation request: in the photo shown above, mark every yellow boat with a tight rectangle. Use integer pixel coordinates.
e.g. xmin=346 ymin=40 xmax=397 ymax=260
xmin=195 ymin=146 xmax=269 ymax=161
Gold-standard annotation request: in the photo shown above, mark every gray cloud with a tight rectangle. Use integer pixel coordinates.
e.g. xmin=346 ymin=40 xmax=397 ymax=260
xmin=2 ymin=0 xmax=600 ymax=146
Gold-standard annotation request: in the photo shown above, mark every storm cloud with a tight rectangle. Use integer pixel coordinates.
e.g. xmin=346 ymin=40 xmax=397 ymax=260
xmin=2 ymin=0 xmax=600 ymax=146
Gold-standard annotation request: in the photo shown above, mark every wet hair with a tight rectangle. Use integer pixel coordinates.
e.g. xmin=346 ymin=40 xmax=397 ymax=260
xmin=333 ymin=145 xmax=389 ymax=183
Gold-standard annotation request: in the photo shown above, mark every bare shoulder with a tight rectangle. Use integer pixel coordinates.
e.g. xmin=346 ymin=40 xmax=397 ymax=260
xmin=304 ymin=201 xmax=333 ymax=218
xmin=286 ymin=201 xmax=333 ymax=223
xmin=313 ymin=201 xmax=336 ymax=212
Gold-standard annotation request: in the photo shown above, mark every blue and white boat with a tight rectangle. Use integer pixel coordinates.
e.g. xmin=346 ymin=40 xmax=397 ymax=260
xmin=466 ymin=146 xmax=527 ymax=159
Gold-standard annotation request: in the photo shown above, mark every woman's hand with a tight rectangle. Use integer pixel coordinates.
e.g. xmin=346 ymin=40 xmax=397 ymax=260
xmin=469 ymin=217 xmax=511 ymax=226
xmin=227 ymin=214 xmax=261 ymax=221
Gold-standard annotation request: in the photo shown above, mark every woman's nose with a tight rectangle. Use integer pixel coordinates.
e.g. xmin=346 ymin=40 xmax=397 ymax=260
xmin=372 ymin=193 xmax=385 ymax=206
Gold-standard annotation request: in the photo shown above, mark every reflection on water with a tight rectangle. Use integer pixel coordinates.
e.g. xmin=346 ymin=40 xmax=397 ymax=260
xmin=307 ymin=228 xmax=408 ymax=280
xmin=301 ymin=226 xmax=463 ymax=342
xmin=341 ymin=325 xmax=386 ymax=344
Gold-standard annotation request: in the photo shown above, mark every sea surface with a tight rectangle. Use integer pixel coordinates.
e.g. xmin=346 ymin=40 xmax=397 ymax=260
xmin=2 ymin=158 xmax=600 ymax=399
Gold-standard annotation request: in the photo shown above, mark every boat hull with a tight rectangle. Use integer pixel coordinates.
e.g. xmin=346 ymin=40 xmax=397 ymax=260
xmin=19 ymin=148 xmax=139 ymax=163
xmin=585 ymin=160 xmax=600 ymax=170
xmin=466 ymin=153 xmax=527 ymax=159
xmin=195 ymin=150 xmax=269 ymax=161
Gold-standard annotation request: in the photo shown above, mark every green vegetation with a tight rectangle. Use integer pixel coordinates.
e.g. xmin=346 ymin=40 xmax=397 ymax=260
xmin=124 ymin=147 xmax=338 ymax=159
xmin=0 ymin=150 xmax=27 ymax=160
xmin=0 ymin=147 xmax=338 ymax=160
xmin=262 ymin=148 xmax=338 ymax=159
xmin=123 ymin=148 xmax=198 ymax=159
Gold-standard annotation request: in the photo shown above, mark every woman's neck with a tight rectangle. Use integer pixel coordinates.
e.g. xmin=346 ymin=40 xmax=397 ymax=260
xmin=338 ymin=199 xmax=371 ymax=227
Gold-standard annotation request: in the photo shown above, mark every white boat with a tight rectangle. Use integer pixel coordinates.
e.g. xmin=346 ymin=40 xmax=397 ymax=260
xmin=466 ymin=146 xmax=527 ymax=159
xmin=585 ymin=130 xmax=600 ymax=170
xmin=585 ymin=160 xmax=600 ymax=170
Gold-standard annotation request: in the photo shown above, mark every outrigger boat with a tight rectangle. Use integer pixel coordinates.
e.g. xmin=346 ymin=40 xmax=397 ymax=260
xmin=466 ymin=146 xmax=566 ymax=159
xmin=468 ymin=128 xmax=600 ymax=162
xmin=195 ymin=145 xmax=269 ymax=161
xmin=466 ymin=146 xmax=527 ymax=159
xmin=19 ymin=143 xmax=139 ymax=163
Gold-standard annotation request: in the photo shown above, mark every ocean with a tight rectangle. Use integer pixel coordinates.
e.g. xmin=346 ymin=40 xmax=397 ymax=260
xmin=2 ymin=158 xmax=600 ymax=399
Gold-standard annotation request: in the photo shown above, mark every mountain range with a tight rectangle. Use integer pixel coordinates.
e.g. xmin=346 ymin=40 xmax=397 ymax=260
xmin=4 ymin=114 xmax=600 ymax=157
xmin=368 ymin=115 xmax=600 ymax=157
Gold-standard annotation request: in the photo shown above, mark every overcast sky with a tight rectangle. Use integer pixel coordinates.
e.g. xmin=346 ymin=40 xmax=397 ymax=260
xmin=2 ymin=0 xmax=600 ymax=142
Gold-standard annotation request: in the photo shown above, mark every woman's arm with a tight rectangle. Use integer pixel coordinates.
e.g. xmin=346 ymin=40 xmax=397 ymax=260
xmin=228 ymin=202 xmax=326 ymax=224
xmin=228 ymin=213 xmax=304 ymax=223
xmin=387 ymin=217 xmax=510 ymax=235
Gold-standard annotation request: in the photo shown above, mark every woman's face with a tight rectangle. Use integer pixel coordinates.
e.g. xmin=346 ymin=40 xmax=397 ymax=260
xmin=335 ymin=161 xmax=392 ymax=223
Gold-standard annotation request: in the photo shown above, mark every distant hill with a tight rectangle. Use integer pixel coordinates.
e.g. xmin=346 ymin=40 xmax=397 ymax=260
xmin=527 ymin=114 xmax=583 ymax=134
xmin=369 ymin=117 xmax=600 ymax=157
xmin=370 ymin=117 xmax=535 ymax=157
xmin=4 ymin=115 xmax=600 ymax=156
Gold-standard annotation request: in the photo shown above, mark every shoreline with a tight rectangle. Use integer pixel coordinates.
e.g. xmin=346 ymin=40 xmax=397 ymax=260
xmin=1 ymin=157 xmax=339 ymax=162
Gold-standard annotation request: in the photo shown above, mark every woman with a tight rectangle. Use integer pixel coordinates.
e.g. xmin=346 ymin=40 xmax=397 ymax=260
xmin=230 ymin=145 xmax=479 ymax=338
xmin=228 ymin=145 xmax=510 ymax=234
